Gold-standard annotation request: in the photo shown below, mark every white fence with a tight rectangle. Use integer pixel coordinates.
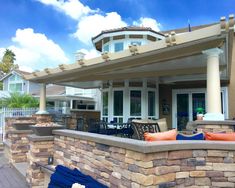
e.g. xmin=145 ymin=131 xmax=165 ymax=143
xmin=0 ymin=107 xmax=66 ymax=142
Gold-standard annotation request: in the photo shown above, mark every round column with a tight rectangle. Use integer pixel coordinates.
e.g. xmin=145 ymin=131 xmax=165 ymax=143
xmin=203 ymin=48 xmax=224 ymax=120
xmin=36 ymin=83 xmax=49 ymax=114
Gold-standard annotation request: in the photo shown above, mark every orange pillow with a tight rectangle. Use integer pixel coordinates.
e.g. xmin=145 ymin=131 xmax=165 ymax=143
xmin=205 ymin=132 xmax=235 ymax=141
xmin=144 ymin=129 xmax=177 ymax=141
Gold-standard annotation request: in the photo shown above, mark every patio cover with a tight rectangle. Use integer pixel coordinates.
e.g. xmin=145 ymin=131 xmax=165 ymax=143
xmin=25 ymin=19 xmax=234 ymax=89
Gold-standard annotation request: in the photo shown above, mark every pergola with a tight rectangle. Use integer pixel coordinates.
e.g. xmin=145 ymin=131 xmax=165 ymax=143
xmin=25 ymin=16 xmax=235 ymax=120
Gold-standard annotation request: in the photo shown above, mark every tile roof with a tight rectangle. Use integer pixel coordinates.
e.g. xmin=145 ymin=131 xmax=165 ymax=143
xmin=92 ymin=26 xmax=164 ymax=41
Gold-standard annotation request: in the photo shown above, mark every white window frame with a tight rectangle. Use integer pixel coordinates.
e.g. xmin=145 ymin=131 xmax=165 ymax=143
xmin=8 ymin=74 xmax=24 ymax=93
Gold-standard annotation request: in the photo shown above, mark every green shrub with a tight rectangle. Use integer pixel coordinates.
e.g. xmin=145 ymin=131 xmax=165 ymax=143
xmin=0 ymin=92 xmax=39 ymax=108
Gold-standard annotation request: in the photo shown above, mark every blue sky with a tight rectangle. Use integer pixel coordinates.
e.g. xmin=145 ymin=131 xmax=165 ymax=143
xmin=0 ymin=0 xmax=234 ymax=72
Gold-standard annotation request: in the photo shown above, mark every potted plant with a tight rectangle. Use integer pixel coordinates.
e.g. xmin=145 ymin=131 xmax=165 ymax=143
xmin=196 ymin=107 xmax=204 ymax=120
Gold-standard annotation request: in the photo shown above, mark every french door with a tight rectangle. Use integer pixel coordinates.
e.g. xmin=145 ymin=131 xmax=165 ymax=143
xmin=172 ymin=88 xmax=227 ymax=130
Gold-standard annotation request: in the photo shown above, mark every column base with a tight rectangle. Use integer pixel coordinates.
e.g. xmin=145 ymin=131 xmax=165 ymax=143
xmin=36 ymin=110 xmax=49 ymax=115
xmin=203 ymin=113 xmax=224 ymax=121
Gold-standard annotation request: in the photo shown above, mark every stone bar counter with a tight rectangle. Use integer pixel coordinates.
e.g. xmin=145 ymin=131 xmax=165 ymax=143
xmin=64 ymin=110 xmax=100 ymax=130
xmin=48 ymin=130 xmax=235 ymax=188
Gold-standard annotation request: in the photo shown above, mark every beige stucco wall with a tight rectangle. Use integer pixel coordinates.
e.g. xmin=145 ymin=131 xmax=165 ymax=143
xmin=228 ymin=35 xmax=235 ymax=119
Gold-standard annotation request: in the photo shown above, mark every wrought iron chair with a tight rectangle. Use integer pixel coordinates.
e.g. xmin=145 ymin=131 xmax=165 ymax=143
xmin=132 ymin=120 xmax=160 ymax=140
xmin=99 ymin=121 xmax=118 ymax=135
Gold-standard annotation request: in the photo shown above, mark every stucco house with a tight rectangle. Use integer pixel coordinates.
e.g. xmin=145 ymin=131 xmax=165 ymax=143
xmin=25 ymin=15 xmax=235 ymax=130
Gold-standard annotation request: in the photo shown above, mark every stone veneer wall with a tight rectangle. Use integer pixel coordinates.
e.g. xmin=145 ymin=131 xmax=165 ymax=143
xmin=4 ymin=115 xmax=53 ymax=164
xmin=52 ymin=130 xmax=235 ymax=188
xmin=26 ymin=135 xmax=54 ymax=187
xmin=4 ymin=117 xmax=35 ymax=163
xmin=5 ymin=130 xmax=33 ymax=163
xmin=187 ymin=120 xmax=235 ymax=133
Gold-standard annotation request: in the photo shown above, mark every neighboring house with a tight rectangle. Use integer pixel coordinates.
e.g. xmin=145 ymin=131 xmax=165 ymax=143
xmin=0 ymin=69 xmax=38 ymax=94
xmin=25 ymin=16 xmax=235 ymax=130
xmin=0 ymin=70 xmax=98 ymax=112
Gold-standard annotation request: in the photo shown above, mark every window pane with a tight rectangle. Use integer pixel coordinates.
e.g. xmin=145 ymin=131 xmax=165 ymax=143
xmin=15 ymin=83 xmax=22 ymax=91
xmin=130 ymin=90 xmax=141 ymax=116
xmin=177 ymin=94 xmax=189 ymax=131
xmin=103 ymin=45 xmax=109 ymax=52
xmin=9 ymin=83 xmax=22 ymax=92
xmin=102 ymin=92 xmax=108 ymax=116
xmin=114 ymin=42 xmax=123 ymax=52
xmin=192 ymin=93 xmax=205 ymax=121
xmin=148 ymin=91 xmax=155 ymax=116
xmin=131 ymin=41 xmax=141 ymax=46
xmin=113 ymin=90 xmax=123 ymax=116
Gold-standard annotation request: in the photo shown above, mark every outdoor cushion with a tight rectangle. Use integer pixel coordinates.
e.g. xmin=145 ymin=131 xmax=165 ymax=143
xmin=155 ymin=118 xmax=168 ymax=132
xmin=144 ymin=129 xmax=177 ymax=141
xmin=176 ymin=132 xmax=204 ymax=140
xmin=205 ymin=132 xmax=235 ymax=141
xmin=132 ymin=120 xmax=160 ymax=140
xmin=48 ymin=165 xmax=107 ymax=188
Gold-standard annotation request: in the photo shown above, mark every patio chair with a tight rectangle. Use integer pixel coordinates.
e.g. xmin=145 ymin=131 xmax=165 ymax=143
xmin=118 ymin=118 xmax=136 ymax=138
xmin=98 ymin=121 xmax=118 ymax=135
xmin=132 ymin=119 xmax=160 ymax=140
xmin=87 ymin=118 xmax=100 ymax=133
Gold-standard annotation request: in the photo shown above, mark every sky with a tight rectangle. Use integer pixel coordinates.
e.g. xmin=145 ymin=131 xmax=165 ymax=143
xmin=0 ymin=0 xmax=234 ymax=72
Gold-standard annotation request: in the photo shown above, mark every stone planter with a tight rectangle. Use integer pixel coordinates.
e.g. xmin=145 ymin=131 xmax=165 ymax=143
xmin=30 ymin=125 xmax=64 ymax=136
xmin=13 ymin=123 xmax=33 ymax=130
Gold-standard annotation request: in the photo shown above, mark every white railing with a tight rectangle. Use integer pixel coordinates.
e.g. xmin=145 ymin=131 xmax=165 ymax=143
xmin=0 ymin=107 xmax=68 ymax=142
xmin=0 ymin=107 xmax=38 ymax=142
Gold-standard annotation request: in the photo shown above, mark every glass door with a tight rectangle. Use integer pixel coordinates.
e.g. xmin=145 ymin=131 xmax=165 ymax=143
xmin=176 ymin=94 xmax=189 ymax=131
xmin=173 ymin=88 xmax=227 ymax=130
xmin=173 ymin=90 xmax=206 ymax=130
xmin=192 ymin=93 xmax=205 ymax=121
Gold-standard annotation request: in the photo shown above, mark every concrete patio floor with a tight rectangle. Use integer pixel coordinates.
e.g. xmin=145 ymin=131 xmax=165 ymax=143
xmin=0 ymin=152 xmax=29 ymax=188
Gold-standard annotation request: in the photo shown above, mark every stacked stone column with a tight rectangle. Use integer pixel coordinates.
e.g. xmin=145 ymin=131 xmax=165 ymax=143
xmin=4 ymin=117 xmax=35 ymax=163
xmin=26 ymin=135 xmax=54 ymax=188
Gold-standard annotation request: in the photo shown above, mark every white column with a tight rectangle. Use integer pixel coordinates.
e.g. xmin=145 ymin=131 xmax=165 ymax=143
xmin=36 ymin=83 xmax=49 ymax=114
xmin=203 ymin=48 xmax=224 ymax=120
xmin=108 ymin=81 xmax=113 ymax=122
xmin=155 ymin=78 xmax=159 ymax=119
xmin=123 ymin=80 xmax=130 ymax=122
xmin=142 ymin=79 xmax=148 ymax=119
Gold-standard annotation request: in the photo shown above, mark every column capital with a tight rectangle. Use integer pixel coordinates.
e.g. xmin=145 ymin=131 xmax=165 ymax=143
xmin=202 ymin=48 xmax=223 ymax=57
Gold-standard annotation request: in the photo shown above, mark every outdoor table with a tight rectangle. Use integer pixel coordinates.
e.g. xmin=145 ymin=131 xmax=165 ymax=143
xmin=106 ymin=122 xmax=133 ymax=137
xmin=106 ymin=122 xmax=129 ymax=129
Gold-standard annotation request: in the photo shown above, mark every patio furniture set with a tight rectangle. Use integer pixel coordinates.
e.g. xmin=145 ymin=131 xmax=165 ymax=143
xmin=75 ymin=117 xmax=169 ymax=140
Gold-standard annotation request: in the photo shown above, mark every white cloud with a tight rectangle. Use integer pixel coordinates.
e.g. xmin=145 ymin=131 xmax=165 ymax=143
xmin=78 ymin=49 xmax=100 ymax=59
xmin=0 ymin=48 xmax=5 ymax=60
xmin=133 ymin=17 xmax=161 ymax=31
xmin=1 ymin=28 xmax=69 ymax=71
xmin=37 ymin=0 xmax=96 ymax=20
xmin=73 ymin=12 xmax=127 ymax=45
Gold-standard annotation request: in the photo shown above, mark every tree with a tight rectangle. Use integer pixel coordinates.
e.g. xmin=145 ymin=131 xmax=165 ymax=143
xmin=0 ymin=92 xmax=39 ymax=108
xmin=0 ymin=49 xmax=17 ymax=74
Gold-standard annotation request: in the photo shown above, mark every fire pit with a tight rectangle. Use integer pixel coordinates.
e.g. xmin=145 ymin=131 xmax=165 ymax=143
xmin=30 ymin=123 xmax=64 ymax=136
